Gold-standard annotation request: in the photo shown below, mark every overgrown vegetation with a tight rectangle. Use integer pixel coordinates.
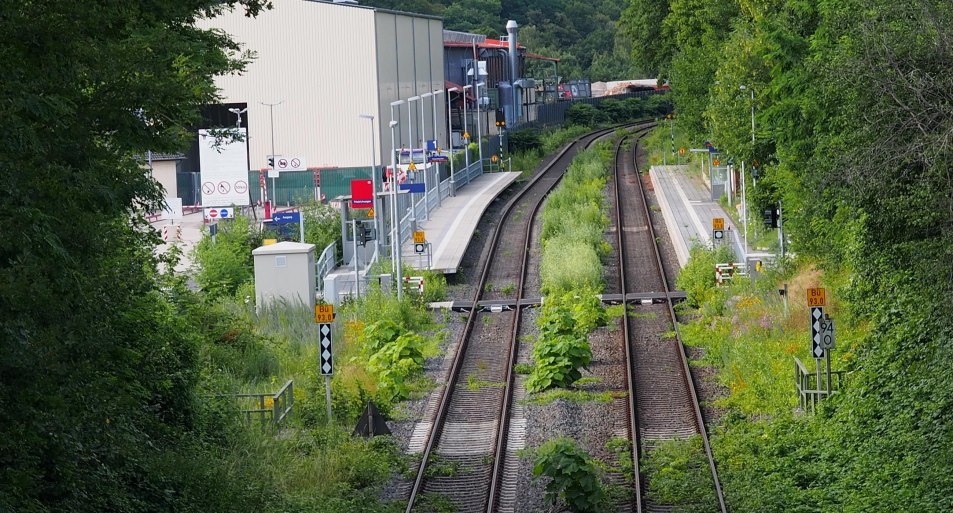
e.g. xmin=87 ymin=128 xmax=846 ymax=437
xmin=622 ymin=0 xmax=953 ymax=509
xmin=641 ymin=437 xmax=720 ymax=513
xmin=531 ymin=438 xmax=609 ymax=513
xmin=523 ymin=145 xmax=616 ymax=393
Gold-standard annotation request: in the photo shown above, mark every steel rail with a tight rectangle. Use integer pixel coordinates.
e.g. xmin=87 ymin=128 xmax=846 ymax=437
xmin=621 ymin=132 xmax=728 ymax=512
xmin=484 ymin=124 xmax=648 ymax=512
xmin=405 ymin=124 xmax=631 ymax=513
xmin=612 ymin=128 xmax=651 ymax=512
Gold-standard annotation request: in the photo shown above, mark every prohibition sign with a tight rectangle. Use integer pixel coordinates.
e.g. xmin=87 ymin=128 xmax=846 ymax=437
xmin=234 ymin=180 xmax=248 ymax=194
xmin=277 ymin=158 xmax=288 ymax=169
xmin=290 ymin=158 xmax=301 ymax=168
xmin=202 ymin=182 xmax=216 ymax=195
xmin=218 ymin=181 xmax=231 ymax=194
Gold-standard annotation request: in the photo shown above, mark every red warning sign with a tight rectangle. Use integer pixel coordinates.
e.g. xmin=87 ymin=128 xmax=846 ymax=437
xmin=350 ymin=179 xmax=373 ymax=208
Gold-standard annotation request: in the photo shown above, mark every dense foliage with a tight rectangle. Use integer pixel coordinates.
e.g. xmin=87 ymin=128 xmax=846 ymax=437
xmin=525 ymin=146 xmax=614 ymax=393
xmin=363 ymin=0 xmax=640 ymax=80
xmin=0 ymin=2 xmax=278 ymax=511
xmin=532 ymin=437 xmax=609 ymax=513
xmin=622 ymin=0 xmax=953 ymax=510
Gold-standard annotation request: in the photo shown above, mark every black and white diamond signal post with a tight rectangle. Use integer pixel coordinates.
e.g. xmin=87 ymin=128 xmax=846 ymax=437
xmin=315 ymin=304 xmax=335 ymax=423
xmin=319 ymin=323 xmax=333 ymax=375
xmin=810 ymin=306 xmax=826 ymax=360
xmin=807 ymin=287 xmax=835 ymax=398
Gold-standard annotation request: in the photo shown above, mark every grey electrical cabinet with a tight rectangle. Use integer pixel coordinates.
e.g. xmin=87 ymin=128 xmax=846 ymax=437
xmin=252 ymin=241 xmax=316 ymax=312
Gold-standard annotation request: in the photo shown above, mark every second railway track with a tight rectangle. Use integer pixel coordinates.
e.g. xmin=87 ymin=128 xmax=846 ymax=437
xmin=613 ymin=129 xmax=727 ymax=513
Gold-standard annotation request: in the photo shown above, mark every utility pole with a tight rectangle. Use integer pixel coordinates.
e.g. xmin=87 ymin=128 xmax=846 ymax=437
xmin=261 ymin=100 xmax=283 ymax=211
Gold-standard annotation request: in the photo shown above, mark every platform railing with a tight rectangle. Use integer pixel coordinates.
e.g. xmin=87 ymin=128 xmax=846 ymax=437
xmin=395 ymin=160 xmax=485 ymax=250
xmin=315 ymin=241 xmax=337 ymax=293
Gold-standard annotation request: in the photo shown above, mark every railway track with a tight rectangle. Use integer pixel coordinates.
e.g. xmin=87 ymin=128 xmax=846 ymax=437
xmin=612 ymin=130 xmax=727 ymax=513
xmin=405 ymin=125 xmax=635 ymax=513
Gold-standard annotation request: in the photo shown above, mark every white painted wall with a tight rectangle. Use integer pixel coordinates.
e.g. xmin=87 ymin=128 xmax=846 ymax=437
xmin=197 ymin=1 xmax=444 ymax=171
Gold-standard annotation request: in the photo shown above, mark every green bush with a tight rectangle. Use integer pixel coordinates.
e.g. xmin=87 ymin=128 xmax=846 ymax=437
xmin=508 ymin=128 xmax=543 ymax=152
xmin=193 ymin=213 xmax=262 ymax=299
xmin=526 ymin=291 xmax=603 ymax=392
xmin=642 ymin=436 xmax=720 ymax=512
xmin=532 ymin=437 xmax=608 ymax=513
xmin=367 ymin=331 xmax=426 ymax=403
xmin=675 ymin=244 xmax=736 ymax=310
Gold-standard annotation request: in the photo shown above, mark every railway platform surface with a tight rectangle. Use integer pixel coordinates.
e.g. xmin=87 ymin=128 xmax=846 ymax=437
xmin=651 ymin=165 xmax=770 ymax=267
xmin=400 ymin=171 xmax=521 ymax=273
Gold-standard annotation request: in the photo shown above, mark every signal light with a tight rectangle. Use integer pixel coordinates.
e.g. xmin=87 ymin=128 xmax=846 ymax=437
xmin=763 ymin=207 xmax=779 ymax=228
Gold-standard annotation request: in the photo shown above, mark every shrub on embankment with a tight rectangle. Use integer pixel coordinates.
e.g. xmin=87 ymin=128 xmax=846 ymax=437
xmin=527 ymin=145 xmax=614 ymax=393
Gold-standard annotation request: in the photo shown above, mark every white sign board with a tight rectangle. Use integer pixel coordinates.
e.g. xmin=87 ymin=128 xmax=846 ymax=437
xmin=273 ymin=155 xmax=307 ymax=172
xmin=199 ymin=128 xmax=251 ymax=207
xmin=162 ymin=197 xmax=183 ymax=221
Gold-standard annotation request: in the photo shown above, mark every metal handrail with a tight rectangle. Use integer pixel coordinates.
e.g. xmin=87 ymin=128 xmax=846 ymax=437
xmin=227 ymin=379 xmax=295 ymax=429
xmin=315 ymin=241 xmax=337 ymax=292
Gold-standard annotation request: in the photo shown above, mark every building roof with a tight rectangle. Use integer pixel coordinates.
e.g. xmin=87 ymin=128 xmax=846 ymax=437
xmin=252 ymin=241 xmax=316 ymax=256
xmin=136 ymin=152 xmax=185 ymax=162
xmin=443 ymin=32 xmax=559 ymax=62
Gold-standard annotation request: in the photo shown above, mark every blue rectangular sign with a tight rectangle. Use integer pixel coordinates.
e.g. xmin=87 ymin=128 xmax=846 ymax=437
xmin=272 ymin=212 xmax=301 ymax=224
xmin=399 ymin=183 xmax=426 ymax=193
xmin=427 ymin=155 xmax=449 ymax=163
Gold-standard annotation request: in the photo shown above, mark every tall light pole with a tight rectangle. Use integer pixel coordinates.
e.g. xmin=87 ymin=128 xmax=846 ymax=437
xmin=407 ymin=96 xmax=420 ymax=225
xmin=475 ymin=82 xmax=485 ymax=166
xmin=261 ymin=100 xmax=283 ymax=210
xmin=358 ymin=114 xmax=382 ymax=259
xmin=430 ymin=89 xmax=444 ymax=206
xmin=388 ymin=114 xmax=404 ymax=301
xmin=389 ymin=100 xmax=405 ymax=290
xmin=462 ymin=85 xmax=472 ymax=170
xmin=447 ymin=87 xmax=458 ymax=195
xmin=420 ymin=92 xmax=432 ymax=220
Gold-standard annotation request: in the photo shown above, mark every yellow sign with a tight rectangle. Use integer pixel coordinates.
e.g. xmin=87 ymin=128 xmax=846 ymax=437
xmin=413 ymin=230 xmax=426 ymax=244
xmin=463 ymin=131 xmax=470 ymax=140
xmin=491 ymin=154 xmax=499 ymax=163
xmin=368 ymin=209 xmax=374 ymax=219
xmin=679 ymin=147 xmax=687 ymax=156
xmin=712 ymin=218 xmax=725 ymax=231
xmin=315 ymin=304 xmax=334 ymax=323
xmin=807 ymin=287 xmax=826 ymax=307
xmin=263 ymin=238 xmax=277 ymax=246
xmin=408 ymin=161 xmax=417 ymax=171
xmin=713 ymin=158 xmax=721 ymax=166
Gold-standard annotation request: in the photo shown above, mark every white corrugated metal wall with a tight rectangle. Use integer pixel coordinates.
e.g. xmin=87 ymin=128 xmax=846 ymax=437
xmin=375 ymin=13 xmax=445 ymax=163
xmin=197 ymin=1 xmax=443 ymax=170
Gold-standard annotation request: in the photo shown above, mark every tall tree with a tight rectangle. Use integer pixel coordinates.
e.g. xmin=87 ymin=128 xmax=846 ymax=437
xmin=0 ymin=1 xmax=269 ymax=511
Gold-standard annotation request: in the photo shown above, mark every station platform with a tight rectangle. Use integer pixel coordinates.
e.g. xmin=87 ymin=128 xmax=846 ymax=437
xmin=401 ymin=171 xmax=521 ymax=273
xmin=651 ymin=165 xmax=771 ymax=267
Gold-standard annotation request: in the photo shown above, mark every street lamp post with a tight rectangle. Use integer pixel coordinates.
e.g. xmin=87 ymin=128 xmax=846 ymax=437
xmin=447 ymin=87 xmax=458 ymax=196
xmin=462 ymin=85 xmax=473 ymax=171
xmin=475 ymin=81 xmax=485 ymax=166
xmin=388 ymin=115 xmax=404 ymax=301
xmin=407 ymin=96 xmax=420 ymax=226
xmin=430 ymin=89 xmax=444 ymax=206
xmin=420 ymin=92 xmax=432 ymax=220
xmin=261 ymin=100 xmax=283 ymax=211
xmin=389 ymin=100 xmax=405 ymax=298
xmin=358 ymin=114 xmax=382 ymax=259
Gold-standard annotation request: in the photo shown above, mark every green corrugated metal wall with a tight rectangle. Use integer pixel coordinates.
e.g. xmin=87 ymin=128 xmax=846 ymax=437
xmin=246 ymin=166 xmax=374 ymax=205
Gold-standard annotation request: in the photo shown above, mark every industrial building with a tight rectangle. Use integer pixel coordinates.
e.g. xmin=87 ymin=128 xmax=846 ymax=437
xmin=195 ymin=0 xmax=446 ymax=174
